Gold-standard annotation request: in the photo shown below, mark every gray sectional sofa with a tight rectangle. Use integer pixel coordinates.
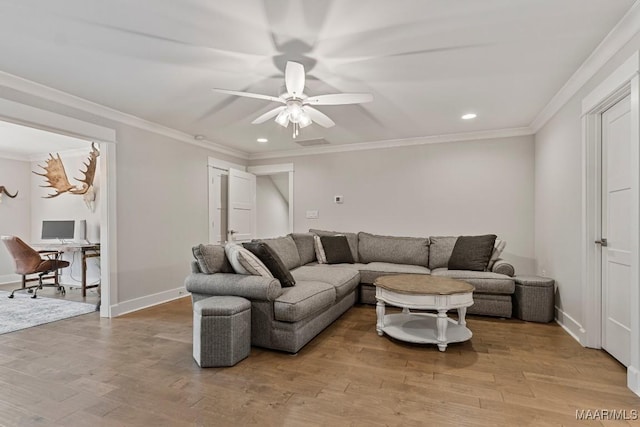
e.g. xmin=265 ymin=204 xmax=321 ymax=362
xmin=185 ymin=230 xmax=516 ymax=353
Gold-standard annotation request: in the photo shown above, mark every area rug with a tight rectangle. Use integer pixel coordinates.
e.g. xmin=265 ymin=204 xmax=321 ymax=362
xmin=0 ymin=290 xmax=96 ymax=335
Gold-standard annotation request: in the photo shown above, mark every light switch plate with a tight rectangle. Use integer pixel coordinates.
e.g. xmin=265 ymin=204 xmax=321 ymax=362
xmin=306 ymin=210 xmax=319 ymax=219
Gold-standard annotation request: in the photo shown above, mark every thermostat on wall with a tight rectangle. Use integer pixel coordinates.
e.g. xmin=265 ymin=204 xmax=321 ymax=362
xmin=334 ymin=195 xmax=343 ymax=204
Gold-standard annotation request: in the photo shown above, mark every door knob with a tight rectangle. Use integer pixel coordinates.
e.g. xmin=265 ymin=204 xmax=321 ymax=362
xmin=229 ymin=230 xmax=236 ymax=235
xmin=595 ymin=238 xmax=608 ymax=247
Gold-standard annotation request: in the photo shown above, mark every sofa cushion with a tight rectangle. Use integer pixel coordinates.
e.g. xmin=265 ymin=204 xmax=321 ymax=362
xmin=358 ymin=232 xmax=429 ymax=266
xmin=274 ymin=281 xmax=336 ymax=322
xmin=431 ymin=268 xmax=515 ymax=295
xmin=242 ymin=242 xmax=295 ymax=287
xmin=291 ymin=265 xmax=359 ymax=300
xmin=225 ymin=243 xmax=273 ymax=277
xmin=259 ymin=236 xmax=301 ymax=270
xmin=448 ymin=234 xmax=497 ymax=271
xmin=310 ymin=229 xmax=359 ymax=262
xmin=290 ymin=233 xmax=316 ymax=265
xmin=192 ymin=244 xmax=233 ymax=274
xmin=488 ymin=239 xmax=506 ymax=270
xmin=320 ymin=235 xmax=355 ymax=264
xmin=313 ymin=235 xmax=328 ymax=264
xmin=428 ymin=236 xmax=458 ymax=269
xmin=359 ymin=262 xmax=431 ymax=285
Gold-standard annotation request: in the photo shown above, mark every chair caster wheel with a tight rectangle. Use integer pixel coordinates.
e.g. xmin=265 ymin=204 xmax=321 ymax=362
xmin=8 ymin=295 xmax=14 ymax=299
xmin=31 ymin=295 xmax=37 ymax=299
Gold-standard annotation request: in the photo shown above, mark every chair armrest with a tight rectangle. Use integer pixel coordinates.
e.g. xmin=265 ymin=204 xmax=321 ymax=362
xmin=184 ymin=273 xmax=283 ymax=301
xmin=491 ymin=259 xmax=515 ymax=277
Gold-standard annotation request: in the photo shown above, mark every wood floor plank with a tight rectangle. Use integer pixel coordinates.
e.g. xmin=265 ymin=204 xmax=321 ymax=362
xmin=0 ymin=298 xmax=637 ymax=426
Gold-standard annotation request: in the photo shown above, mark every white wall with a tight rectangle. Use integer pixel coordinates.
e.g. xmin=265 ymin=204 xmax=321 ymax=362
xmin=256 ymin=174 xmax=289 ymax=238
xmin=0 ymin=157 xmax=31 ymax=283
xmin=535 ymin=33 xmax=640 ymax=339
xmin=251 ymin=135 xmax=536 ymax=274
xmin=30 ymin=148 xmax=101 ymax=286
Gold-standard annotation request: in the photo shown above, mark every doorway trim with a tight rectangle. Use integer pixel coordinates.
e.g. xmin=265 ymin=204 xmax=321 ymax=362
xmin=0 ymin=98 xmax=118 ymax=318
xmin=247 ymin=163 xmax=295 ymax=233
xmin=581 ymin=51 xmax=640 ymax=395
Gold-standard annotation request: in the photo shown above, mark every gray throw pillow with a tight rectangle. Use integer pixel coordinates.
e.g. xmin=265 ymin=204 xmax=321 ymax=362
xmin=192 ymin=244 xmax=232 ymax=274
xmin=448 ymin=235 xmax=497 ymax=271
xmin=320 ymin=235 xmax=355 ymax=264
xmin=242 ymin=242 xmax=296 ymax=287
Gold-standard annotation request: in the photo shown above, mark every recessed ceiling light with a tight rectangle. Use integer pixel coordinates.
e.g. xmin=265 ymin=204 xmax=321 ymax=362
xmin=257 ymin=138 xmax=268 ymax=143
xmin=461 ymin=113 xmax=477 ymax=120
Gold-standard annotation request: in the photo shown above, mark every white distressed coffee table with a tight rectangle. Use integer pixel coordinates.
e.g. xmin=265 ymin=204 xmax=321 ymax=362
xmin=374 ymin=274 xmax=475 ymax=351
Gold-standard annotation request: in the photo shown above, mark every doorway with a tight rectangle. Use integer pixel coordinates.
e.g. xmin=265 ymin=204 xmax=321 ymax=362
xmin=581 ymin=51 xmax=640 ymax=395
xmin=208 ymin=159 xmax=294 ymax=244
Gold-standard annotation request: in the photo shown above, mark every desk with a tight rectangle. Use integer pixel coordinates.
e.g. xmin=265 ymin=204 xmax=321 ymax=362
xmin=32 ymin=243 xmax=100 ymax=297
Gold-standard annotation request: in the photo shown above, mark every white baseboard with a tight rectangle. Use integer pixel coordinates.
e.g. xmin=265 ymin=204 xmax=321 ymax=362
xmin=555 ymin=306 xmax=587 ymax=345
xmin=110 ymin=286 xmax=189 ymax=317
xmin=628 ymin=366 xmax=640 ymax=397
xmin=0 ymin=274 xmax=20 ymax=285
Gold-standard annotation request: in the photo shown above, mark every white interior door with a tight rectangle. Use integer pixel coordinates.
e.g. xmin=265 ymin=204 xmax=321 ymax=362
xmin=227 ymin=168 xmax=256 ymax=243
xmin=208 ymin=167 xmax=228 ymax=244
xmin=601 ymin=94 xmax=632 ymax=366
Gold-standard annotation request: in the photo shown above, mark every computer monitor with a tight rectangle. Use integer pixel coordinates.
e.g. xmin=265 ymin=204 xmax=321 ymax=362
xmin=41 ymin=220 xmax=75 ymax=240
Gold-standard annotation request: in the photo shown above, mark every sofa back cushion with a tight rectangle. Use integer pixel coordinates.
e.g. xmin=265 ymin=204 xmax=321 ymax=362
xmin=310 ymin=229 xmax=359 ymax=262
xmin=290 ymin=233 xmax=316 ymax=265
xmin=358 ymin=232 xmax=429 ymax=266
xmin=192 ymin=244 xmax=233 ymax=274
xmin=428 ymin=236 xmax=458 ymax=269
xmin=257 ymin=236 xmax=301 ymax=270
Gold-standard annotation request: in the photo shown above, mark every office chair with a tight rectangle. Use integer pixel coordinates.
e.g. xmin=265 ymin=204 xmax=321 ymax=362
xmin=1 ymin=236 xmax=69 ymax=298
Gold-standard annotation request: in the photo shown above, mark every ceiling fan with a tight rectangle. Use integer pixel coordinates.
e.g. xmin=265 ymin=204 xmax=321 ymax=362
xmin=214 ymin=61 xmax=373 ymax=138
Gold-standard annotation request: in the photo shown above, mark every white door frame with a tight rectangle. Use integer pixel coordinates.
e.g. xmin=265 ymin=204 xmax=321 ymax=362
xmin=207 ymin=157 xmax=245 ymax=244
xmin=581 ymin=51 xmax=640 ymax=395
xmin=247 ymin=163 xmax=294 ymax=233
xmin=0 ymin=98 xmax=118 ymax=318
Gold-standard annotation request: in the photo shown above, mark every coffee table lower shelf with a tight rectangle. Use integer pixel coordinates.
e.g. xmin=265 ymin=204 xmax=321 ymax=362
xmin=380 ymin=312 xmax=472 ymax=348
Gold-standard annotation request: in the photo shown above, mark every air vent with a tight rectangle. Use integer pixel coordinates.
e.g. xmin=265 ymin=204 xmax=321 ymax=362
xmin=295 ymin=138 xmax=330 ymax=147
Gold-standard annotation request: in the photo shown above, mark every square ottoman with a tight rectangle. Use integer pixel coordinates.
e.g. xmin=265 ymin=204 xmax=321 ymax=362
xmin=193 ymin=296 xmax=251 ymax=367
xmin=513 ymin=276 xmax=555 ymax=323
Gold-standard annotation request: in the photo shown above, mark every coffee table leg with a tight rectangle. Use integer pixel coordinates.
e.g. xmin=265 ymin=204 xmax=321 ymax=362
xmin=376 ymin=301 xmax=385 ymax=336
xmin=457 ymin=307 xmax=467 ymax=326
xmin=437 ymin=309 xmax=448 ymax=352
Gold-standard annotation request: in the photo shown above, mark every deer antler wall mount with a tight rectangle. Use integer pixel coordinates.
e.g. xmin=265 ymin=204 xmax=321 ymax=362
xmin=0 ymin=186 xmax=18 ymax=204
xmin=33 ymin=142 xmax=100 ymax=211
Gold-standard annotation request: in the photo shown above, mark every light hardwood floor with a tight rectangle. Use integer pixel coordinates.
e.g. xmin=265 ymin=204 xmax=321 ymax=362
xmin=0 ymin=298 xmax=638 ymax=426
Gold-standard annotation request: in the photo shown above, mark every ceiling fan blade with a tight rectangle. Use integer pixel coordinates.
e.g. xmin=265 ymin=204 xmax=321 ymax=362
xmin=305 ymin=107 xmax=335 ymax=128
xmin=213 ymin=89 xmax=284 ymax=103
xmin=305 ymin=93 xmax=373 ymax=106
xmin=251 ymin=106 xmax=286 ymax=124
xmin=285 ymin=61 xmax=306 ymax=98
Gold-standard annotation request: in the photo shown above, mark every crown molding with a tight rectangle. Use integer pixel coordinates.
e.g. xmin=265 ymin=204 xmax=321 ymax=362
xmin=530 ymin=1 xmax=640 ymax=132
xmin=0 ymin=150 xmax=30 ymax=161
xmin=247 ymin=127 xmax=534 ymax=160
xmin=0 ymin=71 xmax=249 ymax=160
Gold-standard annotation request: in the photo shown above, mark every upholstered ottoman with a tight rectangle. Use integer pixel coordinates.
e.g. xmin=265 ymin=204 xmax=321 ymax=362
xmin=193 ymin=296 xmax=251 ymax=367
xmin=513 ymin=276 xmax=555 ymax=323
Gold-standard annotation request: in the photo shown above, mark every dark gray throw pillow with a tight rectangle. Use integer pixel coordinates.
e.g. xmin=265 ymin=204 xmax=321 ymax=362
xmin=320 ymin=235 xmax=355 ymax=264
xmin=448 ymin=234 xmax=497 ymax=271
xmin=242 ymin=242 xmax=296 ymax=287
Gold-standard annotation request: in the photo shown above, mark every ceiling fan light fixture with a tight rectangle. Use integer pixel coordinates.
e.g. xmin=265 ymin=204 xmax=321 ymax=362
xmin=286 ymin=101 xmax=303 ymax=123
xmin=275 ymin=110 xmax=290 ymax=127
xmin=298 ymin=112 xmax=312 ymax=128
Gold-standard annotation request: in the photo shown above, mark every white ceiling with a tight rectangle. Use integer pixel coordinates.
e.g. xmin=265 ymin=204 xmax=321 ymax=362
xmin=0 ymin=0 xmax=634 ymax=154
xmin=0 ymin=120 xmax=91 ymax=160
